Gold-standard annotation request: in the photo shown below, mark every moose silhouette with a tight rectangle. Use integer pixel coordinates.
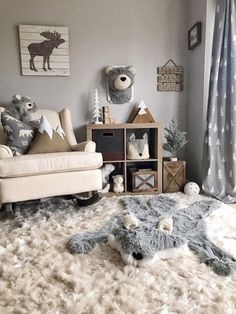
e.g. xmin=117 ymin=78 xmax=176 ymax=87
xmin=28 ymin=31 xmax=65 ymax=72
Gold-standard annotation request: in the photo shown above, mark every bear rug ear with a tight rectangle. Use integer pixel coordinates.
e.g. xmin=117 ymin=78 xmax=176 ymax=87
xmin=157 ymin=217 xmax=173 ymax=235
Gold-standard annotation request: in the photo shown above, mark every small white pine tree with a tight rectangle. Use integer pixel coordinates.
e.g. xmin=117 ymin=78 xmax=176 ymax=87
xmin=220 ymin=107 xmax=224 ymax=116
xmin=92 ymin=89 xmax=102 ymax=124
xmin=217 ymin=169 xmax=223 ymax=179
xmin=208 ymin=137 xmax=212 ymax=146
xmin=213 ymin=123 xmax=218 ymax=133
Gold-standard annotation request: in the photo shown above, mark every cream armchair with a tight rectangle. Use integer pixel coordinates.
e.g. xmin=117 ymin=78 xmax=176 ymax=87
xmin=0 ymin=107 xmax=103 ymax=214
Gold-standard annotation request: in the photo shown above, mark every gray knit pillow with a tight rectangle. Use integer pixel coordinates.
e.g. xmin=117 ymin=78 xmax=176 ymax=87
xmin=1 ymin=111 xmax=38 ymax=156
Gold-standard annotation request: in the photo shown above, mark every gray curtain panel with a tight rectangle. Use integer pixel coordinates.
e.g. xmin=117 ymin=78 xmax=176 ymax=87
xmin=203 ymin=0 xmax=236 ymax=203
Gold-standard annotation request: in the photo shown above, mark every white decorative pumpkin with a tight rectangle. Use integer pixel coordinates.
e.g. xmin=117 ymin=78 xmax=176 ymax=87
xmin=184 ymin=182 xmax=200 ymax=196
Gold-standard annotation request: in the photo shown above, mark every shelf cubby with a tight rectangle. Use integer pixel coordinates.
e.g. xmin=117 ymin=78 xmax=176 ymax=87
xmin=87 ymin=123 xmax=162 ymax=195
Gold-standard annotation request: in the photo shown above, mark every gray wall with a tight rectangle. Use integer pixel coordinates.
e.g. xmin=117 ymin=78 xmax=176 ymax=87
xmin=186 ymin=0 xmax=215 ymax=183
xmin=0 ymin=0 xmax=188 ymax=142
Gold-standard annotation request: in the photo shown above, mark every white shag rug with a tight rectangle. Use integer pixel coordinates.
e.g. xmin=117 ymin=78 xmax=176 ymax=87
xmin=0 ymin=193 xmax=236 ymax=314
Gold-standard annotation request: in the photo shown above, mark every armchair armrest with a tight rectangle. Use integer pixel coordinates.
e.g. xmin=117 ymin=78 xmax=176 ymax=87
xmin=0 ymin=145 xmax=13 ymax=159
xmin=72 ymin=141 xmax=96 ymax=153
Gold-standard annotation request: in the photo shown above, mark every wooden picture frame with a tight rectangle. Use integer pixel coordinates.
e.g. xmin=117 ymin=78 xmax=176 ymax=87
xmin=19 ymin=24 xmax=70 ymax=76
xmin=188 ymin=22 xmax=201 ymax=50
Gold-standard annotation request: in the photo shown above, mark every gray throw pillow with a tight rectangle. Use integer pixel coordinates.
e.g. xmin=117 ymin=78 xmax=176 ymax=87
xmin=1 ymin=111 xmax=38 ymax=156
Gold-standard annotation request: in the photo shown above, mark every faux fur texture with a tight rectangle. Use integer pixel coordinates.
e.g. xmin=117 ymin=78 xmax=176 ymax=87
xmin=0 ymin=194 xmax=236 ymax=313
xmin=69 ymin=196 xmax=236 ymax=275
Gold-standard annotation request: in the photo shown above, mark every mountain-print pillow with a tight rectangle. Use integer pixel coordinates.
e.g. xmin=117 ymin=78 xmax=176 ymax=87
xmin=28 ymin=115 xmax=72 ymax=154
xmin=1 ymin=112 xmax=38 ymax=156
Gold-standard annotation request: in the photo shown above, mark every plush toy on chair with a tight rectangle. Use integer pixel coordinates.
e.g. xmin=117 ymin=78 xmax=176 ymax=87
xmin=4 ymin=94 xmax=38 ymax=122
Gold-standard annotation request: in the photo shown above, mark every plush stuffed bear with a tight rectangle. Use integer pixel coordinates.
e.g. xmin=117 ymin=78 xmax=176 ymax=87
xmin=4 ymin=94 xmax=38 ymax=122
xmin=112 ymin=175 xmax=124 ymax=193
xmin=98 ymin=163 xmax=115 ymax=193
xmin=105 ymin=66 xmax=136 ymax=104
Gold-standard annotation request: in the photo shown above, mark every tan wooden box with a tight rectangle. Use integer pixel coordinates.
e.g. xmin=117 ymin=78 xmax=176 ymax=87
xmin=163 ymin=160 xmax=186 ymax=193
xmin=131 ymin=168 xmax=158 ymax=192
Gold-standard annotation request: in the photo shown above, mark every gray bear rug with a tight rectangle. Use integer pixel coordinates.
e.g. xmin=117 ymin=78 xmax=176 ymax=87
xmin=0 ymin=193 xmax=236 ymax=313
xmin=69 ymin=195 xmax=236 ymax=276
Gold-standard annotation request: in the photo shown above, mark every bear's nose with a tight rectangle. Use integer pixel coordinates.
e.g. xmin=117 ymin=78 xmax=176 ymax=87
xmin=139 ymin=153 xmax=142 ymax=156
xmin=120 ymin=77 xmax=127 ymax=82
xmin=132 ymin=252 xmax=143 ymax=260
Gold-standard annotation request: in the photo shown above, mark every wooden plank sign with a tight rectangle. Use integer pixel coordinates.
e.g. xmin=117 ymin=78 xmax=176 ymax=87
xmin=157 ymin=59 xmax=183 ymax=92
xmin=19 ymin=25 xmax=70 ymax=76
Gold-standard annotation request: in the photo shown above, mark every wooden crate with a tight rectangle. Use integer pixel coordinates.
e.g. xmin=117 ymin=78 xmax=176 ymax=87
xmin=131 ymin=168 xmax=158 ymax=192
xmin=163 ymin=160 xmax=186 ymax=193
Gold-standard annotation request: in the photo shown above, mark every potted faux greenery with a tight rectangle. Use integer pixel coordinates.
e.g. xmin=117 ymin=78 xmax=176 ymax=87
xmin=163 ymin=119 xmax=187 ymax=161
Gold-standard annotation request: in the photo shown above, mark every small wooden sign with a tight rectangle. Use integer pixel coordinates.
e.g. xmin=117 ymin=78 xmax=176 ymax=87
xmin=157 ymin=59 xmax=183 ymax=92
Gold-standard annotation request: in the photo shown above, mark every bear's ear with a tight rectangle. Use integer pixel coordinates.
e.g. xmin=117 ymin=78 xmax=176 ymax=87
xmin=143 ymin=133 xmax=148 ymax=140
xmin=105 ymin=66 xmax=113 ymax=75
xmin=130 ymin=133 xmax=136 ymax=141
xmin=128 ymin=66 xmax=136 ymax=75
xmin=12 ymin=94 xmax=22 ymax=103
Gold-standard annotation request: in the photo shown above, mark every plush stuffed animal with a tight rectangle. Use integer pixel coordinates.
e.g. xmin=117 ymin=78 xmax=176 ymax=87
xmin=112 ymin=175 xmax=124 ymax=193
xmin=98 ymin=163 xmax=115 ymax=193
xmin=68 ymin=196 xmax=236 ymax=276
xmin=105 ymin=66 xmax=136 ymax=104
xmin=127 ymin=133 xmax=150 ymax=160
xmin=4 ymin=94 xmax=38 ymax=122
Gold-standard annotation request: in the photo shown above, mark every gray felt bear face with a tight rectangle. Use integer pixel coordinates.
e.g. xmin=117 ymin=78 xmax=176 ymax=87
xmin=105 ymin=66 xmax=136 ymax=104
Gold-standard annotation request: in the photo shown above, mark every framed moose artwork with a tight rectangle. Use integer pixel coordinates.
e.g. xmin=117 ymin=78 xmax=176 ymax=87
xmin=19 ymin=25 xmax=70 ymax=76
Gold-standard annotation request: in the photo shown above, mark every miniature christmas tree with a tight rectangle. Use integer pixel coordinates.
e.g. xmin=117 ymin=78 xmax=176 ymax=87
xmin=92 ymin=89 xmax=102 ymax=124
xmin=163 ymin=119 xmax=187 ymax=159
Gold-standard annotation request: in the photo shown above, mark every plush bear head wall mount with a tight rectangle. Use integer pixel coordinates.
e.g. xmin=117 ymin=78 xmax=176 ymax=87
xmin=105 ymin=65 xmax=136 ymax=104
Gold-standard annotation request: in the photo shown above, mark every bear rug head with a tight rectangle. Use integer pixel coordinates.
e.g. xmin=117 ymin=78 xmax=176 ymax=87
xmin=105 ymin=65 xmax=136 ymax=104
xmin=68 ymin=196 xmax=236 ymax=276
